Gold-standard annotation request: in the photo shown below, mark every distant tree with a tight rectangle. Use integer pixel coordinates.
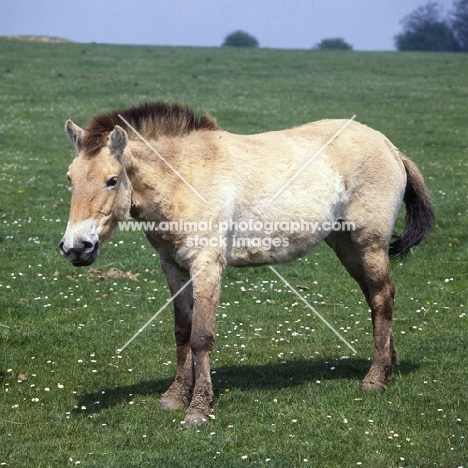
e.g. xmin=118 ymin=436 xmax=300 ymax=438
xmin=395 ymin=1 xmax=460 ymax=51
xmin=451 ymin=0 xmax=468 ymax=51
xmin=316 ymin=38 xmax=352 ymax=50
xmin=222 ymin=31 xmax=259 ymax=48
xmin=401 ymin=1 xmax=441 ymax=31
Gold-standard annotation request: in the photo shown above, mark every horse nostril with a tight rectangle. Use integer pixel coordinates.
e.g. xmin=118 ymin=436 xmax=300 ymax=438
xmin=82 ymin=240 xmax=95 ymax=252
xmin=58 ymin=240 xmax=66 ymax=253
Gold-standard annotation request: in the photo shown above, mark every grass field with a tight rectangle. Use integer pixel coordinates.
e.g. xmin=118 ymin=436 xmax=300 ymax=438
xmin=0 ymin=38 xmax=467 ymax=467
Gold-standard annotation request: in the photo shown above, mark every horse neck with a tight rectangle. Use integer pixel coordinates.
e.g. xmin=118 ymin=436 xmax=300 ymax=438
xmin=124 ymin=139 xmax=179 ymax=221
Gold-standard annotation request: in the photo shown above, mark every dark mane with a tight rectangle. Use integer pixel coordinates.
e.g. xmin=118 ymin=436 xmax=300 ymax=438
xmin=81 ymin=102 xmax=219 ymax=156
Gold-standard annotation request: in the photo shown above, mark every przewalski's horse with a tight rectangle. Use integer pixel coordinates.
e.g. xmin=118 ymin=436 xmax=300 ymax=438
xmin=59 ymin=102 xmax=435 ymax=425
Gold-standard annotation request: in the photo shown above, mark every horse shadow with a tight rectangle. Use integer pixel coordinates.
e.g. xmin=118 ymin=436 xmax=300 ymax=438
xmin=72 ymin=357 xmax=419 ymax=416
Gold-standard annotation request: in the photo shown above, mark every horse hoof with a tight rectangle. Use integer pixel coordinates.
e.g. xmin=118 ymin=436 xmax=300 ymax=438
xmin=184 ymin=413 xmax=210 ymax=426
xmin=362 ymin=381 xmax=387 ymax=392
xmin=159 ymin=398 xmax=186 ymax=410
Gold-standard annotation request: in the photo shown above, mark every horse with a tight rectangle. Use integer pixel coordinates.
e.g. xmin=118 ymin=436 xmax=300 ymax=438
xmin=59 ymin=102 xmax=435 ymax=425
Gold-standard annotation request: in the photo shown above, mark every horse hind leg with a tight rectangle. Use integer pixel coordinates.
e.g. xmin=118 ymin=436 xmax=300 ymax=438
xmin=361 ymin=267 xmax=399 ymax=391
xmin=326 ymin=232 xmax=399 ymax=391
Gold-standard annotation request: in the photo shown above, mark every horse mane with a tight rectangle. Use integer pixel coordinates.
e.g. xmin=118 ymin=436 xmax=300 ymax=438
xmin=81 ymin=102 xmax=219 ymax=156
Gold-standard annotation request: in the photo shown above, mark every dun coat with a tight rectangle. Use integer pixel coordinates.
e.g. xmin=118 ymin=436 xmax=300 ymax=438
xmin=59 ymin=102 xmax=435 ymax=425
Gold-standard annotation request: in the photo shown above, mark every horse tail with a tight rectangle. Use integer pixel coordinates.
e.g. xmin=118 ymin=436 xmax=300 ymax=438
xmin=389 ymin=154 xmax=435 ymax=259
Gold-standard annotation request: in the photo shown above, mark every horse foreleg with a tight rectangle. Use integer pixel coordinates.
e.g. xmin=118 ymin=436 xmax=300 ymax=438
xmin=159 ymin=260 xmax=194 ymax=410
xmin=184 ymin=256 xmax=224 ymax=425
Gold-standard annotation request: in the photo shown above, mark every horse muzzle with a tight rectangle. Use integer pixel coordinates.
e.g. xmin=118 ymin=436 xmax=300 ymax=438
xmin=59 ymin=238 xmax=100 ymax=266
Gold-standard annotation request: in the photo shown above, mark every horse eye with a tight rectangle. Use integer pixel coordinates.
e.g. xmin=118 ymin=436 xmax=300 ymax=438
xmin=106 ymin=176 xmax=119 ymax=188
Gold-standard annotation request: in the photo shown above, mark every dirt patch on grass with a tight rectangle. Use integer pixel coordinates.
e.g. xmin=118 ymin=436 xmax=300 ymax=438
xmin=86 ymin=267 xmax=141 ymax=281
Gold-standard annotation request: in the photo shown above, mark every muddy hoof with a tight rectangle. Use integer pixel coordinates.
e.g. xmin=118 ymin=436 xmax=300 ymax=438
xmin=184 ymin=413 xmax=210 ymax=426
xmin=362 ymin=381 xmax=387 ymax=392
xmin=159 ymin=397 xmax=186 ymax=410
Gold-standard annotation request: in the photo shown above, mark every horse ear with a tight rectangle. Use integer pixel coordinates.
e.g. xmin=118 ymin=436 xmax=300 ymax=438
xmin=65 ymin=120 xmax=84 ymax=151
xmin=108 ymin=125 xmax=128 ymax=156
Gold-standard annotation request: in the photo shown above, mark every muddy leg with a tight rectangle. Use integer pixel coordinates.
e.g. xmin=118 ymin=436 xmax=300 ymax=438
xmin=326 ymin=234 xmax=399 ymax=391
xmin=159 ymin=259 xmax=194 ymax=410
xmin=184 ymin=255 xmax=224 ymax=425
xmin=362 ymin=261 xmax=399 ymax=391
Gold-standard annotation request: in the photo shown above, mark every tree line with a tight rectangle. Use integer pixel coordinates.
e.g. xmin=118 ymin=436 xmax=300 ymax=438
xmin=395 ymin=0 xmax=468 ymax=51
xmin=222 ymin=1 xmax=468 ymax=52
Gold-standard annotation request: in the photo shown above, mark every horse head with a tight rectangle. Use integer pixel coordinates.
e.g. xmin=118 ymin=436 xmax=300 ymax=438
xmin=59 ymin=120 xmax=132 ymax=266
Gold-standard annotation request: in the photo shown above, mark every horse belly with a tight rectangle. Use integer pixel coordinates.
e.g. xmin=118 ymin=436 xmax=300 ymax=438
xmin=224 ymin=222 xmax=329 ymax=267
xmin=223 ymin=173 xmax=348 ymax=267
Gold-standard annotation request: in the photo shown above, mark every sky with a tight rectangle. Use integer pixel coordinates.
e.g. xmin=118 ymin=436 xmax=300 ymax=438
xmin=0 ymin=0 xmax=456 ymax=51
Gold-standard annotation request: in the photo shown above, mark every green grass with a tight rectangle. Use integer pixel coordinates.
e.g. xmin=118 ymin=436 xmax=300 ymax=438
xmin=1 ymin=38 xmax=467 ymax=467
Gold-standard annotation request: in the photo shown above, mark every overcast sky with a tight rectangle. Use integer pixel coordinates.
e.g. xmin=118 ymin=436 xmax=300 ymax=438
xmin=0 ymin=0 xmax=455 ymax=51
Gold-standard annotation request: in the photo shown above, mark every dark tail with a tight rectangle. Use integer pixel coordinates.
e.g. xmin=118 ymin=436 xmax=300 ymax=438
xmin=389 ymin=154 xmax=435 ymax=259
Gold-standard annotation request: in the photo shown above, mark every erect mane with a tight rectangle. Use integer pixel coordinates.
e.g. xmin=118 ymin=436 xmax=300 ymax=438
xmin=80 ymin=102 xmax=219 ymax=156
